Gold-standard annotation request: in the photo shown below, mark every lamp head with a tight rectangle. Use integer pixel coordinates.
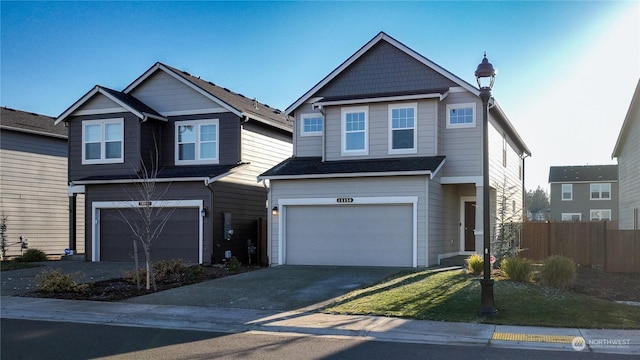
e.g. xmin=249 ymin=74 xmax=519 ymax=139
xmin=475 ymin=52 xmax=496 ymax=90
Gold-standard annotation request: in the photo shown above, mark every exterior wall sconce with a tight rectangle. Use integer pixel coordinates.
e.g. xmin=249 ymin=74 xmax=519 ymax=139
xmin=272 ymin=206 xmax=278 ymax=216
xmin=201 ymin=208 xmax=207 ymax=217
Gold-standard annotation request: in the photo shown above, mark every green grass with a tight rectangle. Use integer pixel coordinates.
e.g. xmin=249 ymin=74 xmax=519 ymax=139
xmin=0 ymin=260 xmax=41 ymax=271
xmin=322 ymin=269 xmax=640 ymax=329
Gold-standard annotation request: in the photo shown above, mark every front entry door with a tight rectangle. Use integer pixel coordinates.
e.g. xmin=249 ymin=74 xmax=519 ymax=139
xmin=464 ymin=201 xmax=476 ymax=251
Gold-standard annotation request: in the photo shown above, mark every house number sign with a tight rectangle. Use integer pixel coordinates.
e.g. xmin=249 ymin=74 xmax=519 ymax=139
xmin=336 ymin=197 xmax=354 ymax=203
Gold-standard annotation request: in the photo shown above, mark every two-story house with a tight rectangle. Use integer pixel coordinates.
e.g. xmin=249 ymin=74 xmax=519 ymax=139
xmin=548 ymin=165 xmax=618 ymax=222
xmin=259 ymin=32 xmax=530 ymax=267
xmin=612 ymin=80 xmax=640 ymax=230
xmin=0 ymin=107 xmax=84 ymax=257
xmin=54 ymin=63 xmax=292 ymax=264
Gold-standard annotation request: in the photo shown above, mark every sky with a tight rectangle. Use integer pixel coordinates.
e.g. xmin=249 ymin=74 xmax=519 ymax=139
xmin=2 ymin=1 xmax=639 ymax=192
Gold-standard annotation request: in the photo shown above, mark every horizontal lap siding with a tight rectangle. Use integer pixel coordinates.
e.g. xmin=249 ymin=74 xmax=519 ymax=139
xmin=295 ymin=103 xmax=323 ymax=157
xmin=617 ymin=112 xmax=640 ymax=229
xmin=270 ymin=176 xmax=429 ymax=266
xmin=439 ymin=91 xmax=481 ymax=177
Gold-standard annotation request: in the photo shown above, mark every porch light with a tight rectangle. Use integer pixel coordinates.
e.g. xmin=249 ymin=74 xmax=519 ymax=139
xmin=476 ymin=52 xmax=497 ymax=316
xmin=272 ymin=206 xmax=278 ymax=216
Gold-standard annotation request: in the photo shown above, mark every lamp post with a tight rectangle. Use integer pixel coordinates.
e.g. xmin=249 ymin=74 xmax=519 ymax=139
xmin=475 ymin=53 xmax=497 ymax=316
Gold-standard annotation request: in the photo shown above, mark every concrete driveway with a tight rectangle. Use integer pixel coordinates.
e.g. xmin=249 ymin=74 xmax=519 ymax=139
xmin=124 ymin=265 xmax=404 ymax=311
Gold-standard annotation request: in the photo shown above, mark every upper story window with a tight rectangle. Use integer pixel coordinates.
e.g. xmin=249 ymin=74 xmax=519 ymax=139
xmin=300 ymin=113 xmax=323 ymax=137
xmin=175 ymin=119 xmax=219 ymax=165
xmin=388 ymin=103 xmax=417 ymax=154
xmin=561 ymin=184 xmax=573 ymax=201
xmin=590 ymin=183 xmax=611 ymax=200
xmin=82 ymin=118 xmax=124 ymax=164
xmin=341 ymin=106 xmax=368 ymax=155
xmin=446 ymin=103 xmax=475 ymax=129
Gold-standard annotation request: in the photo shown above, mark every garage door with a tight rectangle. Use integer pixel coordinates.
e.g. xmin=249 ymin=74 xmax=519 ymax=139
xmin=285 ymin=204 xmax=413 ymax=266
xmin=99 ymin=208 xmax=199 ymax=262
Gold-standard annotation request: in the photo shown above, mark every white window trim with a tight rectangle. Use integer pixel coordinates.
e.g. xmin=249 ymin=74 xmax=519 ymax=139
xmin=388 ymin=103 xmax=418 ymax=154
xmin=341 ymin=106 xmax=368 ymax=156
xmin=300 ymin=113 xmax=324 ymax=137
xmin=82 ymin=118 xmax=124 ymax=165
xmin=175 ymin=119 xmax=220 ymax=165
xmin=561 ymin=184 xmax=573 ymax=201
xmin=590 ymin=209 xmax=612 ymax=221
xmin=590 ymin=183 xmax=611 ymax=200
xmin=446 ymin=102 xmax=476 ymax=129
xmin=561 ymin=213 xmax=582 ymax=221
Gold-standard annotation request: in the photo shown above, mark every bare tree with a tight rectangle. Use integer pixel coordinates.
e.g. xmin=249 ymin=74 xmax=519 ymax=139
xmin=491 ymin=177 xmax=524 ymax=265
xmin=117 ymin=142 xmax=176 ymax=291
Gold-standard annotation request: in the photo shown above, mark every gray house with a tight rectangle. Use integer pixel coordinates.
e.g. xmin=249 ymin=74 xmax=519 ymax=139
xmin=55 ymin=63 xmax=292 ymax=264
xmin=259 ymin=32 xmax=531 ymax=267
xmin=612 ymin=79 xmax=640 ymax=230
xmin=0 ymin=107 xmax=84 ymax=257
xmin=548 ymin=165 xmax=618 ymax=222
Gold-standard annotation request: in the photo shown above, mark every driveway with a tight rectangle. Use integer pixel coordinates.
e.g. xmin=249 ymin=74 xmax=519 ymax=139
xmin=124 ymin=265 xmax=404 ymax=311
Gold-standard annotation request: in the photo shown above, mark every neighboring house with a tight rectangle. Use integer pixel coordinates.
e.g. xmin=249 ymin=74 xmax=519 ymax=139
xmin=259 ymin=32 xmax=531 ymax=267
xmin=548 ymin=165 xmax=618 ymax=222
xmin=54 ymin=63 xmax=292 ymax=264
xmin=0 ymin=107 xmax=84 ymax=257
xmin=612 ymin=80 xmax=640 ymax=230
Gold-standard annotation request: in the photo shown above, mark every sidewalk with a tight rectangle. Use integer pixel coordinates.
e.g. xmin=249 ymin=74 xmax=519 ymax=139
xmin=1 ymin=295 xmax=638 ymax=355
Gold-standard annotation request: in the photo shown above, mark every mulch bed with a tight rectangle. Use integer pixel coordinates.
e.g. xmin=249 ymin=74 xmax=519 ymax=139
xmin=21 ymin=264 xmax=263 ymax=302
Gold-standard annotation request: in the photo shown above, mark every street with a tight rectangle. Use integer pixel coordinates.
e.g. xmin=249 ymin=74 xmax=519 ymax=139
xmin=1 ymin=319 xmax=630 ymax=360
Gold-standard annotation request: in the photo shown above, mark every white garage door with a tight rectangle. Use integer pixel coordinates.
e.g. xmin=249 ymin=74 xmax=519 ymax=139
xmin=285 ymin=204 xmax=413 ymax=266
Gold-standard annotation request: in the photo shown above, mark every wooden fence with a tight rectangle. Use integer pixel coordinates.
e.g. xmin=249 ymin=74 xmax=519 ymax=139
xmin=519 ymin=221 xmax=640 ymax=273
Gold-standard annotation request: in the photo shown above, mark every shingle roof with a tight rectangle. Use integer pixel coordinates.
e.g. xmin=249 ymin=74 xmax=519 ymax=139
xmin=1 ymin=107 xmax=67 ymax=138
xmin=260 ymin=156 xmax=445 ymax=179
xmin=73 ymin=163 xmax=243 ymax=183
xmin=98 ymin=86 xmax=164 ymax=120
xmin=160 ymin=63 xmax=292 ymax=132
xmin=548 ymin=165 xmax=618 ymax=183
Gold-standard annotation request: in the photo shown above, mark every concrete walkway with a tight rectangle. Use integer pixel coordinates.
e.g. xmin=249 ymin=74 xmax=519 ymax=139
xmin=1 ymin=262 xmax=638 ymax=355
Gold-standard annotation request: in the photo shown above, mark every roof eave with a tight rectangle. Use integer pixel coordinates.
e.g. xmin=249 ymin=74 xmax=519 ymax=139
xmin=612 ymin=79 xmax=640 ymax=158
xmin=259 ymin=170 xmax=434 ymax=181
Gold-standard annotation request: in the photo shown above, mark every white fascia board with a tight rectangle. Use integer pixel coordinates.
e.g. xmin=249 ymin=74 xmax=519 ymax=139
xmin=124 ymin=63 xmax=243 ymax=118
xmin=313 ymin=93 xmax=442 ymax=107
xmin=73 ymin=177 xmax=209 ymax=185
xmin=1 ymin=125 xmax=68 ymax=139
xmin=277 ymin=196 xmax=418 ymax=206
xmin=430 ymin=158 xmax=446 ymax=179
xmin=285 ymin=32 xmax=479 ymax=115
xmin=549 ymin=180 xmax=617 ymax=184
xmin=68 ymin=184 xmax=85 ymax=195
xmin=55 ymin=86 xmax=101 ymax=125
xmin=205 ymin=163 xmax=249 ymax=185
xmin=441 ymin=176 xmax=483 ymax=186
xmin=260 ymin=170 xmax=433 ymax=181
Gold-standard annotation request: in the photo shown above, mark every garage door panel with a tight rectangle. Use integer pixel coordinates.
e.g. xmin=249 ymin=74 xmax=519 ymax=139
xmin=285 ymin=204 xmax=412 ymax=267
xmin=100 ymin=208 xmax=199 ymax=263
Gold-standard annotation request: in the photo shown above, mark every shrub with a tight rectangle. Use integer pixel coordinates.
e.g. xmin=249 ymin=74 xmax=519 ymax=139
xmin=35 ymin=269 xmax=88 ymax=293
xmin=14 ymin=248 xmax=48 ymax=262
xmin=153 ymin=259 xmax=188 ymax=283
xmin=501 ymin=257 xmax=533 ymax=282
xmin=466 ymin=254 xmax=484 ymax=275
xmin=226 ymin=256 xmax=242 ymax=271
xmin=540 ymin=255 xmax=576 ymax=288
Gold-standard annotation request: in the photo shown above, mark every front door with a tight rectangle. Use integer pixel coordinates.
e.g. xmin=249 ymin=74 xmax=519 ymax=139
xmin=464 ymin=201 xmax=476 ymax=251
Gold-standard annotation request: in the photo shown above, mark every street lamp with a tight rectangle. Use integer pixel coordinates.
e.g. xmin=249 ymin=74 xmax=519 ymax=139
xmin=475 ymin=52 xmax=497 ymax=316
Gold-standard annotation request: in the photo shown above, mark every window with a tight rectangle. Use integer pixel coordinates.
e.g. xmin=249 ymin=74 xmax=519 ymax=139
xmin=590 ymin=209 xmax=612 ymax=221
xmin=300 ymin=113 xmax=323 ymax=136
xmin=82 ymin=118 xmax=124 ymax=164
xmin=341 ymin=106 xmax=368 ymax=155
xmin=446 ymin=103 xmax=476 ymax=129
xmin=561 ymin=213 xmax=581 ymax=221
xmin=388 ymin=103 xmax=417 ymax=153
xmin=561 ymin=184 xmax=573 ymax=201
xmin=590 ymin=183 xmax=611 ymax=200
xmin=175 ymin=119 xmax=219 ymax=165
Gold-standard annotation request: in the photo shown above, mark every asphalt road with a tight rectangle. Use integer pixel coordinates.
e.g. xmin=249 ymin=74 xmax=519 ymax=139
xmin=1 ymin=319 xmax=630 ymax=360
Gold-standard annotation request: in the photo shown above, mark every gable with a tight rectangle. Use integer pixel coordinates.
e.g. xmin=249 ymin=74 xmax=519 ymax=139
xmin=129 ymin=70 xmax=228 ymax=116
xmin=318 ymin=40 xmax=458 ymax=99
xmin=76 ymin=93 xmax=127 ymax=115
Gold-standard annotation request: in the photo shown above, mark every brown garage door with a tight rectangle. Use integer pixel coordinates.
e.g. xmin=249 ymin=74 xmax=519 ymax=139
xmin=99 ymin=208 xmax=199 ymax=263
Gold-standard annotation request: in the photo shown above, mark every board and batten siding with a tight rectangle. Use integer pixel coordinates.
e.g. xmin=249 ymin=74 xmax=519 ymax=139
xmin=617 ymin=110 xmax=640 ymax=229
xmin=323 ymin=100 xmax=437 ymax=161
xmin=0 ymin=132 xmax=85 ymax=257
xmin=438 ymin=91 xmax=482 ymax=178
xmin=269 ymin=176 xmax=430 ymax=266
xmin=129 ymin=70 xmax=226 ymax=115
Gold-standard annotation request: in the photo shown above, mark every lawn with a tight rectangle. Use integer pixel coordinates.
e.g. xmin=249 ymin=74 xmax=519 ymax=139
xmin=322 ymin=268 xmax=640 ymax=329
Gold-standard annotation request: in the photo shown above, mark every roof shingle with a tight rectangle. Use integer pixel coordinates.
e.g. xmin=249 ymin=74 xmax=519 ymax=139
xmin=548 ymin=165 xmax=618 ymax=183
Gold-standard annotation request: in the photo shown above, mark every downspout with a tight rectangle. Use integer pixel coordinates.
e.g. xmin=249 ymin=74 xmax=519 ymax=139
xmin=261 ymin=179 xmax=271 ymax=266
xmin=205 ymin=180 xmax=215 ymax=264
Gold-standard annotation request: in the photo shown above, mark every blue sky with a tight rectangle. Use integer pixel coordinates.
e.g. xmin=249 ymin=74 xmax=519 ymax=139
xmin=2 ymin=1 xmax=639 ymax=191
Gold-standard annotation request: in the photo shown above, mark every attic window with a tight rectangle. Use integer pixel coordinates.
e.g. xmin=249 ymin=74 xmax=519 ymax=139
xmin=446 ymin=103 xmax=476 ymax=129
xmin=300 ymin=113 xmax=323 ymax=137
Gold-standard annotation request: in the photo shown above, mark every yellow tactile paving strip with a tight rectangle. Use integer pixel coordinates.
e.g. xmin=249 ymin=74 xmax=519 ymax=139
xmin=492 ymin=332 xmax=576 ymax=344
